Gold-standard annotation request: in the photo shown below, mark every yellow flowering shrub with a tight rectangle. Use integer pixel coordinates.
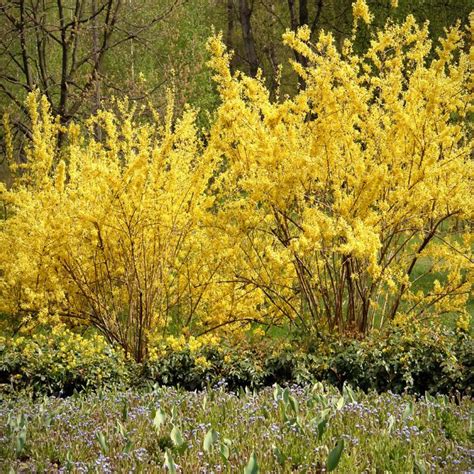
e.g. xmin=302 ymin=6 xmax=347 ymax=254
xmin=352 ymin=0 xmax=373 ymax=27
xmin=0 ymin=95 xmax=226 ymax=361
xmin=0 ymin=6 xmax=471 ymax=359
xmin=204 ymin=11 xmax=472 ymax=336
xmin=147 ymin=332 xmax=221 ymax=363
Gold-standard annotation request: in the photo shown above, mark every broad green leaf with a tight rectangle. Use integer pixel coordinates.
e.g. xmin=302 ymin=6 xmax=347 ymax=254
xmin=203 ymin=428 xmax=218 ymax=452
xmin=164 ymin=449 xmax=177 ymax=474
xmin=220 ymin=443 xmax=230 ymax=460
xmin=153 ymin=408 xmax=166 ymax=431
xmin=209 ymin=389 xmax=216 ymax=402
xmin=313 ymin=393 xmax=329 ymax=408
xmin=243 ymin=451 xmax=259 ymax=474
xmin=121 ymin=401 xmax=128 ymax=421
xmin=320 ymin=408 xmax=331 ymax=419
xmin=387 ymin=414 xmax=395 ymax=433
xmin=336 ymin=396 xmax=345 ymax=411
xmin=272 ymin=444 xmax=285 ymax=465
xmin=278 ymin=401 xmax=288 ymax=423
xmin=65 ymin=450 xmax=73 ymax=470
xmin=403 ymin=401 xmax=414 ymax=420
xmin=343 ymin=384 xmax=356 ymax=403
xmin=326 ymin=439 xmax=344 ymax=472
xmin=124 ymin=439 xmax=133 ymax=454
xmin=171 ymin=406 xmax=178 ymax=422
xmin=312 ymin=382 xmax=324 ymax=393
xmin=171 ymin=425 xmax=185 ymax=448
xmin=288 ymin=395 xmax=299 ymax=413
xmin=273 ymin=384 xmax=281 ymax=402
xmin=116 ymin=420 xmax=125 ymax=437
xmin=15 ymin=430 xmax=26 ymax=456
xmin=96 ymin=431 xmax=108 ymax=455
xmin=317 ymin=417 xmax=328 ymax=441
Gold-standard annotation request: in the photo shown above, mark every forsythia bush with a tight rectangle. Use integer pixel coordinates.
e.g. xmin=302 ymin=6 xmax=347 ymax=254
xmin=0 ymin=3 xmax=472 ymax=360
xmin=204 ymin=11 xmax=473 ymax=335
xmin=0 ymin=96 xmax=225 ymax=361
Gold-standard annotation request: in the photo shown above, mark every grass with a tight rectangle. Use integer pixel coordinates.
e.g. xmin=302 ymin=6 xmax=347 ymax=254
xmin=409 ymin=256 xmax=474 ymax=330
xmin=1 ymin=383 xmax=473 ymax=473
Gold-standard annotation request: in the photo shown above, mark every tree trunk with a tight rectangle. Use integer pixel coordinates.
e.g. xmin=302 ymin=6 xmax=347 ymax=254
xmin=238 ymin=0 xmax=259 ymax=77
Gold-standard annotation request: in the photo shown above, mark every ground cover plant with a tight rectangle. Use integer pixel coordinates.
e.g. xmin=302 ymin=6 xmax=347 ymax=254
xmin=1 ymin=384 xmax=473 ymax=473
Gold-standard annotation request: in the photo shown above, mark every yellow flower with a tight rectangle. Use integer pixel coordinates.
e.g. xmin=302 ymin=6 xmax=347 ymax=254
xmin=188 ymin=336 xmax=202 ymax=354
xmin=352 ymin=0 xmax=373 ymax=26
xmin=456 ymin=313 xmax=470 ymax=334
xmin=253 ymin=327 xmax=266 ymax=338
xmin=0 ymin=13 xmax=471 ymax=351
xmin=195 ymin=356 xmax=211 ymax=369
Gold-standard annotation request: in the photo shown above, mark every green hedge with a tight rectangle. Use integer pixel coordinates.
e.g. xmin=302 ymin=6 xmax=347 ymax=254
xmin=1 ymin=324 xmax=472 ymax=396
xmin=143 ymin=325 xmax=473 ymax=395
xmin=0 ymin=327 xmax=130 ymax=395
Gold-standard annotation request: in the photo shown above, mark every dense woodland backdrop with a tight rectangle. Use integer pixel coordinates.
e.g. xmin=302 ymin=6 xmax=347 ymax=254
xmin=0 ymin=0 xmax=471 ymax=160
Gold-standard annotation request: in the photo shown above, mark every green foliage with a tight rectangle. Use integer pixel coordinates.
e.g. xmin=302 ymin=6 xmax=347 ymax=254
xmin=0 ymin=327 xmax=130 ymax=395
xmin=1 ymin=322 xmax=471 ymax=397
xmin=327 ymin=439 xmax=344 ymax=472
xmin=244 ymin=451 xmax=259 ymax=474
xmin=306 ymin=326 xmax=473 ymax=395
xmin=143 ymin=324 xmax=472 ymax=395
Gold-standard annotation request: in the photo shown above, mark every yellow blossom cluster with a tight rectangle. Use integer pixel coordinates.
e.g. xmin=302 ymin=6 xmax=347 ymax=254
xmin=147 ymin=332 xmax=221 ymax=368
xmin=205 ymin=15 xmax=472 ymax=335
xmin=6 ymin=324 xmax=125 ymax=381
xmin=352 ymin=0 xmax=373 ymax=27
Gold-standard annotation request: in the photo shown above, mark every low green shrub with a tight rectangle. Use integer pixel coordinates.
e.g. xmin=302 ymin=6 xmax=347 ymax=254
xmin=142 ymin=340 xmax=271 ymax=391
xmin=142 ymin=324 xmax=472 ymax=395
xmin=1 ymin=322 xmax=472 ymax=396
xmin=300 ymin=324 xmax=473 ymax=396
xmin=0 ymin=325 xmax=129 ymax=395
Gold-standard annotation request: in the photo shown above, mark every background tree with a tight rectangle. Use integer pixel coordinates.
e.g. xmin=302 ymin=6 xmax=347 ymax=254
xmin=0 ymin=0 xmax=218 ymax=158
xmin=223 ymin=0 xmax=472 ymax=93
